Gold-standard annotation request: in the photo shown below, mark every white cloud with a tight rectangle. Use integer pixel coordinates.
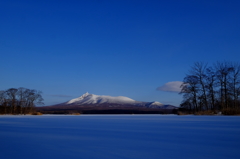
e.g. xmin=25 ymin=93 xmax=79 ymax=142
xmin=157 ymin=81 xmax=184 ymax=93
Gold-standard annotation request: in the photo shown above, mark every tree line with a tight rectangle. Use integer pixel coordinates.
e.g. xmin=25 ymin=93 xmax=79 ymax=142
xmin=180 ymin=62 xmax=240 ymax=114
xmin=0 ymin=87 xmax=44 ymax=114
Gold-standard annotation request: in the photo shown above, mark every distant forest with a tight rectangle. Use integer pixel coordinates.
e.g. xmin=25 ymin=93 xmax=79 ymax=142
xmin=0 ymin=87 xmax=43 ymax=114
xmin=180 ymin=62 xmax=240 ymax=115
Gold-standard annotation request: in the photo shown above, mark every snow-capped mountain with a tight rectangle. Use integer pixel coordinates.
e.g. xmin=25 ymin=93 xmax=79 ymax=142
xmin=66 ymin=92 xmax=142 ymax=105
xmin=61 ymin=92 xmax=177 ymax=109
xmin=37 ymin=92 xmax=178 ymax=114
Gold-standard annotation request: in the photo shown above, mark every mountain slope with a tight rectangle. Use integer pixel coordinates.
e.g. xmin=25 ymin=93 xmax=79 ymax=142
xmin=37 ymin=92 xmax=178 ymax=114
xmin=59 ymin=92 xmax=176 ymax=108
xmin=42 ymin=92 xmax=177 ymax=110
xmin=66 ymin=92 xmax=139 ymax=105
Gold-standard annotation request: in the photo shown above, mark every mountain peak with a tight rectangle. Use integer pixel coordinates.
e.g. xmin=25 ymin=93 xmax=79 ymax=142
xmin=67 ymin=92 xmax=91 ymax=104
xmin=150 ymin=101 xmax=163 ymax=106
xmin=81 ymin=92 xmax=90 ymax=98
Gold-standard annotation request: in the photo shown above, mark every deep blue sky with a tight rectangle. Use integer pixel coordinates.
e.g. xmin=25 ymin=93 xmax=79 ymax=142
xmin=1 ymin=0 xmax=240 ymax=106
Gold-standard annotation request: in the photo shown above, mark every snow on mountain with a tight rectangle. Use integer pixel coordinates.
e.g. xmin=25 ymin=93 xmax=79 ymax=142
xmin=66 ymin=92 xmax=138 ymax=105
xmin=146 ymin=101 xmax=163 ymax=107
xmin=145 ymin=101 xmax=177 ymax=109
xmin=62 ymin=92 xmax=177 ymax=109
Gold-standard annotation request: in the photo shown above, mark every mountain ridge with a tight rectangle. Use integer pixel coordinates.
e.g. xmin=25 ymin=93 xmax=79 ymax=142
xmin=66 ymin=92 xmax=138 ymax=105
xmin=51 ymin=92 xmax=176 ymax=109
xmin=37 ymin=92 xmax=178 ymax=114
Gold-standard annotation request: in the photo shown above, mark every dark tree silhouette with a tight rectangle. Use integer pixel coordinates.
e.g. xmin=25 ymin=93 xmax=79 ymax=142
xmin=180 ymin=61 xmax=240 ymax=114
xmin=0 ymin=87 xmax=44 ymax=114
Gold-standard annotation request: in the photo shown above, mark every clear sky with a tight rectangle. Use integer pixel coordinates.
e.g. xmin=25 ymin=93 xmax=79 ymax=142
xmin=1 ymin=0 xmax=240 ymax=106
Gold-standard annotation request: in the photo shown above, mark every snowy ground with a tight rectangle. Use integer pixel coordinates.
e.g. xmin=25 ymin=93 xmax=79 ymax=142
xmin=0 ymin=115 xmax=240 ymax=159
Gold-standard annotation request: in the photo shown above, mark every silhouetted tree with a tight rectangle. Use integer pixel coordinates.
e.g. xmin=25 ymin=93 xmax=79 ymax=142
xmin=6 ymin=88 xmax=18 ymax=114
xmin=205 ymin=67 xmax=217 ymax=110
xmin=190 ymin=62 xmax=208 ymax=110
xmin=229 ymin=63 xmax=240 ymax=108
xmin=180 ymin=61 xmax=240 ymax=114
xmin=180 ymin=75 xmax=199 ymax=112
xmin=0 ymin=91 xmax=7 ymax=114
xmin=0 ymin=87 xmax=44 ymax=114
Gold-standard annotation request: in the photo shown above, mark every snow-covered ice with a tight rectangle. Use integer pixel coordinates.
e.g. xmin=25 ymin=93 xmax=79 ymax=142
xmin=0 ymin=115 xmax=240 ymax=159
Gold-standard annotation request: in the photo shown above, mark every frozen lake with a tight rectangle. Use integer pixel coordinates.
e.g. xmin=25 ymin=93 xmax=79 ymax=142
xmin=0 ymin=115 xmax=240 ymax=159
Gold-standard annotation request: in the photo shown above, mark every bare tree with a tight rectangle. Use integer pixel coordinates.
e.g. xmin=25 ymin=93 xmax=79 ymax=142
xmin=229 ymin=63 xmax=240 ymax=108
xmin=205 ymin=67 xmax=217 ymax=110
xmin=6 ymin=88 xmax=18 ymax=114
xmin=190 ymin=62 xmax=208 ymax=110
xmin=25 ymin=89 xmax=44 ymax=114
xmin=17 ymin=87 xmax=27 ymax=114
xmin=214 ymin=62 xmax=233 ymax=109
xmin=180 ymin=75 xmax=199 ymax=112
xmin=0 ymin=87 xmax=44 ymax=114
xmin=180 ymin=61 xmax=240 ymax=114
xmin=0 ymin=91 xmax=7 ymax=114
